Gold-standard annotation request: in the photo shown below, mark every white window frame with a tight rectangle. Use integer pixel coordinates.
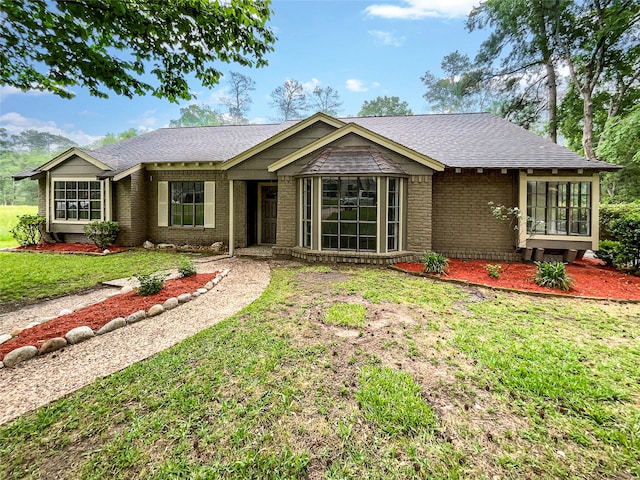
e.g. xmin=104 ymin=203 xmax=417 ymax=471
xmin=517 ymin=172 xmax=600 ymax=249
xmin=49 ymin=177 xmax=107 ymax=225
xmin=157 ymin=180 xmax=215 ymax=228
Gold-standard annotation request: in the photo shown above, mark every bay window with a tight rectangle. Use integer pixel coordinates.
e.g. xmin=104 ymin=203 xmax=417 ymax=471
xmin=527 ymin=181 xmax=591 ymax=236
xmin=54 ymin=180 xmax=102 ymax=221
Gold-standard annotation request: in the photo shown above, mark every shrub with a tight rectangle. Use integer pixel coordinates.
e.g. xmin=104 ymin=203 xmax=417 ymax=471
xmin=178 ymin=259 xmax=197 ymax=278
xmin=609 ymin=212 xmax=640 ymax=273
xmin=422 ymin=251 xmax=449 ymax=275
xmin=83 ymin=221 xmax=120 ymax=250
xmin=485 ymin=264 xmax=502 ymax=279
xmin=10 ymin=214 xmax=45 ymax=247
xmin=600 ymin=202 xmax=640 ymax=240
xmin=534 ymin=261 xmax=572 ymax=291
xmin=134 ymin=272 xmax=167 ymax=296
xmin=595 ymin=239 xmax=621 ymax=267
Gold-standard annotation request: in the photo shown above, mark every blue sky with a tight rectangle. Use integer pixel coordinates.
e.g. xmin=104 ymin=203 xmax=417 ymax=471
xmin=0 ymin=0 xmax=487 ymax=146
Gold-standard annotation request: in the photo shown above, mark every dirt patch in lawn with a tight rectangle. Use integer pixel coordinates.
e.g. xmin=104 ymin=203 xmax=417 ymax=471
xmin=395 ymin=258 xmax=640 ymax=301
xmin=0 ymin=273 xmax=219 ymax=361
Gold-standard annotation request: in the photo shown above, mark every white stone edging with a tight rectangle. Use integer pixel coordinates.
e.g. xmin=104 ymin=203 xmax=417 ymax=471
xmin=0 ymin=269 xmax=230 ymax=369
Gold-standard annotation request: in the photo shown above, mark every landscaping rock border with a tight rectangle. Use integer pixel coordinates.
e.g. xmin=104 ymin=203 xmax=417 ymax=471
xmin=0 ymin=269 xmax=229 ymax=368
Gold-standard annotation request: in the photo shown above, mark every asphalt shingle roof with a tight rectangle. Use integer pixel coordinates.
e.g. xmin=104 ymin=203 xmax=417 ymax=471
xmin=79 ymin=113 xmax=618 ymax=173
xmin=299 ymin=146 xmax=408 ymax=175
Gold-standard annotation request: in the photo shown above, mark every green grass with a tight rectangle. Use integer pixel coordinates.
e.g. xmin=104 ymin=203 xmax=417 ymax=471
xmin=0 ymin=205 xmax=37 ymax=248
xmin=0 ymin=250 xmax=199 ymax=308
xmin=324 ymin=302 xmax=366 ymax=328
xmin=1 ymin=265 xmax=639 ymax=479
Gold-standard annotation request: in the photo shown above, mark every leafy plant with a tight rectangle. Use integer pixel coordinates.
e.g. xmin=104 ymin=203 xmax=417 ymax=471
xmin=422 ymin=251 xmax=449 ymax=275
xmin=485 ymin=264 xmax=502 ymax=278
xmin=609 ymin=212 xmax=640 ymax=273
xmin=83 ymin=220 xmax=120 ymax=249
xmin=534 ymin=261 xmax=572 ymax=291
xmin=10 ymin=214 xmax=45 ymax=246
xmin=595 ymin=239 xmax=621 ymax=267
xmin=177 ymin=259 xmax=197 ymax=278
xmin=134 ymin=272 xmax=167 ymax=296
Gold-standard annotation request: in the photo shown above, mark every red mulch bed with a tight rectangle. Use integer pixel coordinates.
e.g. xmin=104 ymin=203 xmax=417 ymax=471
xmin=0 ymin=273 xmax=219 ymax=361
xmin=16 ymin=242 xmax=127 ymax=254
xmin=394 ymin=258 xmax=640 ymax=301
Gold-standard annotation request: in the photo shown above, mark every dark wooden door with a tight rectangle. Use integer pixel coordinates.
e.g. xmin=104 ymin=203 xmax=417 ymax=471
xmin=261 ymin=185 xmax=277 ymax=244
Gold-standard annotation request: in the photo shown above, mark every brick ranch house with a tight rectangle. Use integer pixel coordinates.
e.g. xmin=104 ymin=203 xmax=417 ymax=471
xmin=15 ymin=112 xmax=619 ymax=264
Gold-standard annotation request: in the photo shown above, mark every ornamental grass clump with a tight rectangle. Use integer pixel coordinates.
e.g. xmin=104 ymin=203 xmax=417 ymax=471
xmin=134 ymin=272 xmax=167 ymax=296
xmin=534 ymin=261 xmax=572 ymax=291
xmin=422 ymin=251 xmax=449 ymax=275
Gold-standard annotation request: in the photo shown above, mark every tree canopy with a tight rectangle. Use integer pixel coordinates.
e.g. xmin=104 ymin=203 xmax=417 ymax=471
xmin=221 ymin=72 xmax=256 ymax=125
xmin=169 ymin=105 xmax=223 ymax=127
xmin=358 ymin=96 xmax=413 ymax=117
xmin=270 ymin=80 xmax=308 ymax=121
xmin=0 ymin=0 xmax=276 ymax=102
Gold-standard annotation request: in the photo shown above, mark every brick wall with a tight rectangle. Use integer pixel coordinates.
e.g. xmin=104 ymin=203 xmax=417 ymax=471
xmin=113 ymin=169 xmax=148 ymax=246
xmin=432 ymin=169 xmax=516 ymax=255
xmin=38 ymin=178 xmax=46 ymax=217
xmin=406 ymin=175 xmax=433 ymax=252
xmin=276 ymin=176 xmax=297 ymax=248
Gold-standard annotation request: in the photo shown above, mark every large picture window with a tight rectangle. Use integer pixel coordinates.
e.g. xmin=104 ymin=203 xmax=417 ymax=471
xmin=171 ymin=182 xmax=204 ymax=227
xmin=54 ymin=181 xmax=102 ymax=221
xmin=527 ymin=181 xmax=591 ymax=236
xmin=321 ymin=177 xmax=378 ymax=252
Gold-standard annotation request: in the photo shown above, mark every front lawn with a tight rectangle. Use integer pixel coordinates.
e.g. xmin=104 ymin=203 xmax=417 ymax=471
xmin=0 ymin=250 xmax=200 ymax=310
xmin=1 ymin=266 xmax=638 ymax=479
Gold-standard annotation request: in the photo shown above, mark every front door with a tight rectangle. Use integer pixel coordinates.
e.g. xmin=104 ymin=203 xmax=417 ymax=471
xmin=260 ymin=185 xmax=277 ymax=244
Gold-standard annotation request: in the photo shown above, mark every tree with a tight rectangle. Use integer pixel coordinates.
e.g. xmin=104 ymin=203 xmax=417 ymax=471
xmin=307 ymin=86 xmax=343 ymax=116
xmin=169 ymin=105 xmax=223 ymax=127
xmin=358 ymin=96 xmax=413 ymax=117
xmin=467 ymin=0 xmax=569 ymax=142
xmin=221 ymin=72 xmax=256 ymax=124
xmin=270 ymin=80 xmax=307 ymax=121
xmin=555 ymin=0 xmax=640 ymax=158
xmin=596 ymin=104 xmax=640 ymax=201
xmin=1 ymin=0 xmax=276 ymax=102
xmin=421 ymin=51 xmax=486 ymax=113
xmin=90 ymin=129 xmax=139 ymax=148
xmin=10 ymin=130 xmax=77 ymax=153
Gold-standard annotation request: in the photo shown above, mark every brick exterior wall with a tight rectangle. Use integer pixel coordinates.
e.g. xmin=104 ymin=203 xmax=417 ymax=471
xmin=275 ymin=176 xmax=297 ymax=249
xmin=233 ymin=180 xmax=247 ymax=248
xmin=432 ymin=169 xmax=517 ymax=257
xmin=406 ymin=175 xmax=433 ymax=252
xmin=146 ymin=170 xmax=231 ymax=247
xmin=37 ymin=178 xmax=46 ymax=217
xmin=113 ymin=169 xmax=148 ymax=246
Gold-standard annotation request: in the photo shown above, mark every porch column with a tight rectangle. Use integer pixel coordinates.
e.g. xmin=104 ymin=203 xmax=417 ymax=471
xmin=229 ymin=179 xmax=235 ymax=256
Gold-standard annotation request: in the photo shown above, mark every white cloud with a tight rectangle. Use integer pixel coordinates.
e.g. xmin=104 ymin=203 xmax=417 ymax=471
xmin=368 ymin=30 xmax=405 ymax=46
xmin=127 ymin=110 xmax=159 ymax=131
xmin=302 ymin=78 xmax=321 ymax=93
xmin=364 ymin=0 xmax=477 ymax=19
xmin=0 ymin=112 xmax=101 ymax=146
xmin=346 ymin=79 xmax=368 ymax=93
xmin=0 ymin=85 xmax=52 ymax=102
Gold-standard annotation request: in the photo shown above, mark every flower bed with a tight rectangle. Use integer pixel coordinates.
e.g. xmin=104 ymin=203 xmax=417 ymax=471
xmin=14 ymin=242 xmax=127 ymax=254
xmin=0 ymin=273 xmax=220 ymax=361
xmin=394 ymin=258 xmax=640 ymax=301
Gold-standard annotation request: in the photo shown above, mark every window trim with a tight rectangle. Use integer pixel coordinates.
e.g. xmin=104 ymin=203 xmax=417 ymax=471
xmin=299 ymin=175 xmax=405 ymax=253
xmin=517 ymin=172 xmax=600 ymax=249
xmin=49 ymin=177 xmax=105 ymax=224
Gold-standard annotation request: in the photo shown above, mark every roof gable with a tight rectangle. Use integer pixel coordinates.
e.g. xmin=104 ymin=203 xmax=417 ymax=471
xmin=221 ymin=112 xmax=345 ymax=170
xmin=38 ymin=147 xmax=114 ymax=172
xmin=268 ymin=122 xmax=446 ymax=173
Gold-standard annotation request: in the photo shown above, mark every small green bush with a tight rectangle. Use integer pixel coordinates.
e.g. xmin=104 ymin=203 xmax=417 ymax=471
xmin=83 ymin=220 xmax=120 ymax=250
xmin=534 ymin=261 xmax=572 ymax=291
xmin=595 ymin=239 xmax=621 ymax=267
xmin=485 ymin=264 xmax=502 ymax=278
xmin=610 ymin=212 xmax=640 ymax=273
xmin=10 ymin=214 xmax=45 ymax=247
xmin=422 ymin=251 xmax=449 ymax=275
xmin=599 ymin=203 xmax=640 ymax=240
xmin=135 ymin=272 xmax=167 ymax=296
xmin=178 ymin=259 xmax=197 ymax=277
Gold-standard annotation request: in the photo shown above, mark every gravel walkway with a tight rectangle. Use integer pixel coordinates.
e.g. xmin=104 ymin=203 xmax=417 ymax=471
xmin=0 ymin=256 xmax=271 ymax=425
